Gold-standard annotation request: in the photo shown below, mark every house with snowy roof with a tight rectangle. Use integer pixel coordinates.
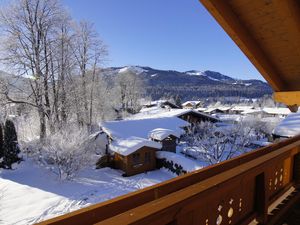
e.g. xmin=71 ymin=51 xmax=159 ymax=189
xmin=262 ymin=107 xmax=290 ymax=117
xmin=142 ymin=100 xmax=181 ymax=109
xmin=182 ymin=101 xmax=202 ymax=109
xmin=130 ymin=108 xmax=219 ymax=125
xmin=241 ymin=108 xmax=263 ymax=116
xmin=111 ymin=137 xmax=161 ymax=176
xmin=204 ymin=106 xmax=231 ymax=115
xmin=229 ymin=105 xmax=254 ymax=114
xmin=170 ymin=109 xmax=219 ymax=124
xmin=149 ymin=128 xmax=181 ymax=153
xmin=99 ymin=117 xmax=189 ymax=176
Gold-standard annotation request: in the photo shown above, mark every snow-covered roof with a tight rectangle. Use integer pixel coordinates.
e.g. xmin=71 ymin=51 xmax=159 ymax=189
xmin=182 ymin=101 xmax=201 ymax=107
xmin=204 ymin=106 xmax=231 ymax=113
xmin=241 ymin=108 xmax=262 ymax=115
xmin=263 ymin=107 xmax=290 ymax=115
xmin=273 ymin=112 xmax=300 ymax=138
xmin=142 ymin=100 xmax=176 ymax=106
xmin=100 ymin=117 xmax=189 ymax=140
xmin=231 ymin=106 xmax=254 ymax=111
xmin=158 ymin=109 xmax=213 ymax=119
xmin=149 ymin=128 xmax=181 ymax=141
xmin=204 ymin=108 xmax=217 ymax=113
xmin=197 ymin=107 xmax=207 ymax=112
xmin=110 ymin=137 xmax=162 ymax=156
xmin=217 ymin=106 xmax=232 ymax=111
xmin=217 ymin=114 xmax=241 ymax=122
xmin=130 ymin=108 xmax=218 ymax=122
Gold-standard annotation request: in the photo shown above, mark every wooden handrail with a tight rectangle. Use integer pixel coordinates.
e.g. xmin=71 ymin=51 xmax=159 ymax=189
xmin=36 ymin=135 xmax=300 ymax=225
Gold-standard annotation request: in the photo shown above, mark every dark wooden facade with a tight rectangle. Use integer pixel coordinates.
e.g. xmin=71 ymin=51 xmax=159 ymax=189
xmin=178 ymin=111 xmax=218 ymax=124
xmin=152 ymin=135 xmax=177 ymax=153
xmin=114 ymin=146 xmax=157 ymax=176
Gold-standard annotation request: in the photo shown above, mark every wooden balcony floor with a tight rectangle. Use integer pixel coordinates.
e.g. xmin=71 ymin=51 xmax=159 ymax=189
xmin=281 ymin=198 xmax=300 ymax=225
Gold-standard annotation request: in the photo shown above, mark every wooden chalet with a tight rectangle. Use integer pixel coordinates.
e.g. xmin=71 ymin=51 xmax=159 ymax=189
xmin=262 ymin=107 xmax=291 ymax=117
xmin=143 ymin=108 xmax=219 ymax=125
xmin=229 ymin=106 xmax=254 ymax=114
xmin=177 ymin=109 xmax=219 ymax=124
xmin=182 ymin=101 xmax=202 ymax=109
xmin=143 ymin=100 xmax=181 ymax=109
xmin=99 ymin=117 xmax=188 ymax=175
xmin=110 ymin=137 xmax=161 ymax=176
xmin=37 ymin=0 xmax=300 ymax=224
xmin=204 ymin=106 xmax=232 ymax=115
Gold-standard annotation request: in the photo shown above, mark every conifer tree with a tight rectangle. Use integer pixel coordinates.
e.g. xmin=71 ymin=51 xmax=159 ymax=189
xmin=0 ymin=123 xmax=4 ymax=167
xmin=3 ymin=120 xmax=20 ymax=169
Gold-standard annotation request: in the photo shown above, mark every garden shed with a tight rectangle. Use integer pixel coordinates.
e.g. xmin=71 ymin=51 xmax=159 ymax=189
xmin=149 ymin=128 xmax=181 ymax=153
xmin=110 ymin=137 xmax=161 ymax=176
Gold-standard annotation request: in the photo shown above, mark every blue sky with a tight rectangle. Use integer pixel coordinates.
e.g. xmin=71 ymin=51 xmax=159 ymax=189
xmin=1 ymin=0 xmax=264 ymax=80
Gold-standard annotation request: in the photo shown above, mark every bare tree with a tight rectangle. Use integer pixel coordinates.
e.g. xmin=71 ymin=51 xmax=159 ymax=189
xmin=0 ymin=0 xmax=65 ymax=139
xmin=71 ymin=21 xmax=108 ymax=128
xmin=0 ymin=0 xmax=108 ymax=138
xmin=115 ymin=70 xmax=144 ymax=116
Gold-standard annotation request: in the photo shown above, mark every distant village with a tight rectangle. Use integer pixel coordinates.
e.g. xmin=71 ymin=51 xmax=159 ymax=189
xmin=90 ymin=99 xmax=293 ymax=176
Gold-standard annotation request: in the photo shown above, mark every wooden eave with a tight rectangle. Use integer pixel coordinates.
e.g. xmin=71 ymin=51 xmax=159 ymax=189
xmin=199 ymin=0 xmax=300 ymax=111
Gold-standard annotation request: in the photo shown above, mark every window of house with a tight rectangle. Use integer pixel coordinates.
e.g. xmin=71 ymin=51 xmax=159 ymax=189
xmin=145 ymin=152 xmax=151 ymax=163
xmin=132 ymin=153 xmax=140 ymax=165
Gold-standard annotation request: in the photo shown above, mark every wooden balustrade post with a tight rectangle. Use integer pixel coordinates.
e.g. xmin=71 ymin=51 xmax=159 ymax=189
xmin=255 ymin=173 xmax=268 ymax=224
xmin=293 ymin=153 xmax=300 ymax=187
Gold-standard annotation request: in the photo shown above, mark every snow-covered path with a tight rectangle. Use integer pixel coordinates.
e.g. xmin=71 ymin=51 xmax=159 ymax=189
xmin=0 ymin=159 xmax=175 ymax=225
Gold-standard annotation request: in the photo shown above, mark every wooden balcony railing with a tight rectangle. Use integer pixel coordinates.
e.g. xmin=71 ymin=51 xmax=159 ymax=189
xmin=37 ymin=135 xmax=300 ymax=225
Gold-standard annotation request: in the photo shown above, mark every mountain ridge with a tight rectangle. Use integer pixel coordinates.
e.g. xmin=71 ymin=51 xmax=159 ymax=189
xmin=103 ymin=66 xmax=273 ymax=101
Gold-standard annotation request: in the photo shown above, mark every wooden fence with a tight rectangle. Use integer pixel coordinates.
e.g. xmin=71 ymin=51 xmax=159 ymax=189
xmin=37 ymin=135 xmax=300 ymax=225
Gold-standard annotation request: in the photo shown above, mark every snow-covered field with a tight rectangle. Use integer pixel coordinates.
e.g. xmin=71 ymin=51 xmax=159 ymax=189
xmin=0 ymin=158 xmax=175 ymax=225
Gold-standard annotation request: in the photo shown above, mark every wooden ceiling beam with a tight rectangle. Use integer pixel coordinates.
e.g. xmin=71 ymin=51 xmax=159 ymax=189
xmin=199 ymin=0 xmax=289 ymax=92
xmin=273 ymin=91 xmax=300 ymax=112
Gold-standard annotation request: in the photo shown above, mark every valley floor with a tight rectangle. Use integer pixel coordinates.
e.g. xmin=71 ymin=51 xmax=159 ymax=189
xmin=0 ymin=158 xmax=175 ymax=225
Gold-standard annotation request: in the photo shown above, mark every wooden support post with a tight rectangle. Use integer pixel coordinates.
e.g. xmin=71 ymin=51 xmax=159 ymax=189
xmin=293 ymin=153 xmax=300 ymax=187
xmin=255 ymin=173 xmax=268 ymax=224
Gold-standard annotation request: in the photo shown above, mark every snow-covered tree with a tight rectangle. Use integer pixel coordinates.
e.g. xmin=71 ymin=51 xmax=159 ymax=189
xmin=33 ymin=125 xmax=94 ymax=179
xmin=116 ymin=70 xmax=144 ymax=115
xmin=182 ymin=119 xmax=272 ymax=165
xmin=0 ymin=0 xmax=109 ymax=138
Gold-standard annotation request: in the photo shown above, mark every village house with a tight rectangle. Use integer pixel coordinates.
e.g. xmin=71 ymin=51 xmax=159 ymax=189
xmin=196 ymin=107 xmax=207 ymax=112
xmin=149 ymin=128 xmax=181 ymax=153
xmin=131 ymin=108 xmax=219 ymax=125
xmin=204 ymin=106 xmax=231 ymax=115
xmin=241 ymin=108 xmax=263 ymax=117
xmin=110 ymin=137 xmax=161 ymax=176
xmin=229 ymin=105 xmax=255 ymax=114
xmin=168 ymin=109 xmax=219 ymax=124
xmin=99 ymin=117 xmax=189 ymax=175
xmin=142 ymin=100 xmax=181 ymax=109
xmin=181 ymin=101 xmax=202 ymax=109
xmin=262 ymin=107 xmax=290 ymax=118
